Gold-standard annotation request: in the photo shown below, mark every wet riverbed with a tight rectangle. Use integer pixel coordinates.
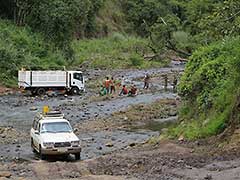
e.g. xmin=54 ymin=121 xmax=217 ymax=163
xmin=0 ymin=63 xmax=183 ymax=162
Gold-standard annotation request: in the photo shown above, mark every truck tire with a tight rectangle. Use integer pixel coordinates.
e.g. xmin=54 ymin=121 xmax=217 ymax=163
xmin=31 ymin=89 xmax=36 ymax=96
xmin=39 ymin=145 xmax=46 ymax=160
xmin=37 ymin=88 xmax=46 ymax=96
xmin=31 ymin=138 xmax=37 ymax=153
xmin=71 ymin=87 xmax=80 ymax=95
xmin=74 ymin=152 xmax=81 ymax=160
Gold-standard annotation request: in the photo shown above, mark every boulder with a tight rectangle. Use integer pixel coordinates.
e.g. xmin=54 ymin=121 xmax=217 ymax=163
xmin=29 ymin=106 xmax=37 ymax=111
xmin=0 ymin=171 xmax=11 ymax=178
xmin=105 ymin=142 xmax=114 ymax=147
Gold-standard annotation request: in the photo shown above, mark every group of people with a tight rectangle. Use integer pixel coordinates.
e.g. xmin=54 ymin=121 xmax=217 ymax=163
xmin=99 ymin=72 xmax=179 ymax=97
xmin=99 ymin=76 xmax=138 ymax=97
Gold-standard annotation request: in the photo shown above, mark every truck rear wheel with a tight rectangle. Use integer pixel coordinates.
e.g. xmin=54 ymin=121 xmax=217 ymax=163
xmin=71 ymin=87 xmax=80 ymax=95
xmin=37 ymin=88 xmax=46 ymax=96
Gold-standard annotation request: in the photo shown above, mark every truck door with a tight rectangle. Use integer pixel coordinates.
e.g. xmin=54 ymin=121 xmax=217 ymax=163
xmin=72 ymin=72 xmax=84 ymax=90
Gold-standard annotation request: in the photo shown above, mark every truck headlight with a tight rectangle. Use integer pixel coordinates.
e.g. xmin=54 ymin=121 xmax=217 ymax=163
xmin=71 ymin=140 xmax=80 ymax=146
xmin=43 ymin=142 xmax=54 ymax=148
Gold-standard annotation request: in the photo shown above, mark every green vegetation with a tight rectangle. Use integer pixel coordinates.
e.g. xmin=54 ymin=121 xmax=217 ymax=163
xmin=0 ymin=20 xmax=65 ymax=87
xmin=0 ymin=20 xmax=164 ymax=86
xmin=72 ymin=33 xmax=166 ymax=69
xmin=122 ymin=0 xmax=240 ymax=56
xmin=168 ymin=37 xmax=240 ymax=139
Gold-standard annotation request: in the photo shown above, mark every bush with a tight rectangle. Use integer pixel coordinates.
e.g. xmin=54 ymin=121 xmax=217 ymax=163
xmin=0 ymin=20 xmax=66 ymax=87
xmin=168 ymin=36 xmax=240 ymax=139
xmin=130 ymin=54 xmax=144 ymax=67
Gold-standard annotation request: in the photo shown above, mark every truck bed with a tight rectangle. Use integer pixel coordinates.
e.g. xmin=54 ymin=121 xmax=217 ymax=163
xmin=18 ymin=71 xmax=68 ymax=88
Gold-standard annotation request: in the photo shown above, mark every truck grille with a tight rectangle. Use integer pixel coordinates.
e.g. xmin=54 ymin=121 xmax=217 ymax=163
xmin=54 ymin=142 xmax=71 ymax=148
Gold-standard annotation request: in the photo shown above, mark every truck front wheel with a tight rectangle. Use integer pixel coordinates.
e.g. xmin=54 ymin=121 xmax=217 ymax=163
xmin=39 ymin=145 xmax=46 ymax=160
xmin=74 ymin=152 xmax=81 ymax=160
xmin=71 ymin=87 xmax=80 ymax=95
xmin=37 ymin=88 xmax=46 ymax=96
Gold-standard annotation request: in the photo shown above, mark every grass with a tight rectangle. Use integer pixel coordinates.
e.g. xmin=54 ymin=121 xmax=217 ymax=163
xmin=72 ymin=33 xmax=167 ymax=70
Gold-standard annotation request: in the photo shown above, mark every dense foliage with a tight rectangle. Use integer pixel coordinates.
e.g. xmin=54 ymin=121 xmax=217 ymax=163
xmin=0 ymin=20 xmax=65 ymax=86
xmin=1 ymin=0 xmax=239 ymax=58
xmin=0 ymin=0 xmax=105 ymax=58
xmin=168 ymin=37 xmax=240 ymax=139
xmin=122 ymin=0 xmax=240 ymax=56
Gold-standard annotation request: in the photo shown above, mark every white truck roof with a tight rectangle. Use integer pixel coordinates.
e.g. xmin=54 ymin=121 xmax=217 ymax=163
xmin=40 ymin=118 xmax=69 ymax=124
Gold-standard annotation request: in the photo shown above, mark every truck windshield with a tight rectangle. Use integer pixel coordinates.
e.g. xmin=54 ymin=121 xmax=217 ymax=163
xmin=41 ymin=122 xmax=72 ymax=133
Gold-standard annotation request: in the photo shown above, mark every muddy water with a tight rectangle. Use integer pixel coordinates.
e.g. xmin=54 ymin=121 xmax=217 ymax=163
xmin=0 ymin=92 xmax=172 ymax=162
xmin=0 ymin=63 xmax=183 ymax=162
xmin=0 ymin=92 xmax=176 ymax=131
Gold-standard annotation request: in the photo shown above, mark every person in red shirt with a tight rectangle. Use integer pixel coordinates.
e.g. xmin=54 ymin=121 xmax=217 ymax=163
xmin=119 ymin=85 xmax=128 ymax=96
xmin=128 ymin=84 xmax=137 ymax=97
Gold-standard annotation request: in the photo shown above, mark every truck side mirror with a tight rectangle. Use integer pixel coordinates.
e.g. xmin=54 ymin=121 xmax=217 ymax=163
xmin=35 ymin=131 xmax=40 ymax=135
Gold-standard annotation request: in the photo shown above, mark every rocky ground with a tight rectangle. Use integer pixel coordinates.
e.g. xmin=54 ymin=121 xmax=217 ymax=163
xmin=1 ymin=62 xmax=240 ymax=180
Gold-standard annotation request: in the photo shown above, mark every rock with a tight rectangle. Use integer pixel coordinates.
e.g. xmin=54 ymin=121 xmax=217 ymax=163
xmin=204 ymin=174 xmax=212 ymax=180
xmin=178 ymin=135 xmax=184 ymax=141
xmin=0 ymin=134 xmax=6 ymax=138
xmin=111 ymin=137 xmax=116 ymax=141
xmin=0 ymin=171 xmax=11 ymax=178
xmin=169 ymin=109 xmax=177 ymax=116
xmin=177 ymin=160 xmax=184 ymax=163
xmin=29 ymin=106 xmax=37 ymax=111
xmin=129 ymin=142 xmax=136 ymax=147
xmin=96 ymin=146 xmax=102 ymax=150
xmin=105 ymin=142 xmax=114 ymax=147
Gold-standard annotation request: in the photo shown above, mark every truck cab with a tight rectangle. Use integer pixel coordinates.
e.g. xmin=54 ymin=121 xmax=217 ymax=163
xmin=68 ymin=71 xmax=84 ymax=94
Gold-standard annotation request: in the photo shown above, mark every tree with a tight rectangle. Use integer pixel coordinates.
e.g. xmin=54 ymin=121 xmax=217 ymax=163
xmin=26 ymin=0 xmax=91 ymax=59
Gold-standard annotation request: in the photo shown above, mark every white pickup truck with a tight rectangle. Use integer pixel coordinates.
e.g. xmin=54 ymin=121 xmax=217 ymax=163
xmin=30 ymin=111 xmax=81 ymax=160
xmin=18 ymin=70 xmax=85 ymax=95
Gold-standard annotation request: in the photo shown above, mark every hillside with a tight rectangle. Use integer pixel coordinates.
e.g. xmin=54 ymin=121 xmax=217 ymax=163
xmin=168 ymin=37 xmax=240 ymax=139
xmin=0 ymin=20 xmax=66 ymax=87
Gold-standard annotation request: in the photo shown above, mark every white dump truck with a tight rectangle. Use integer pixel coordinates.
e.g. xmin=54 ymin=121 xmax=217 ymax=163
xmin=18 ymin=70 xmax=84 ymax=95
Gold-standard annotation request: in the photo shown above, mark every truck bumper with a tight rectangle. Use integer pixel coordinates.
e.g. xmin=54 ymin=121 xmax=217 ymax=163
xmin=41 ymin=147 xmax=81 ymax=155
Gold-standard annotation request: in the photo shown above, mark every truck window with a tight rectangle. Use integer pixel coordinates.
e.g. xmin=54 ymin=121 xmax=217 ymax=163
xmin=73 ymin=73 xmax=83 ymax=82
xmin=37 ymin=123 xmax=40 ymax=132
xmin=32 ymin=120 xmax=36 ymax=129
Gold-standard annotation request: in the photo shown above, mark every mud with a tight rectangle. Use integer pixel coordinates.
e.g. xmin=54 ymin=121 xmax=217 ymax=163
xmin=1 ymin=62 xmax=240 ymax=180
xmin=0 ymin=65 xmax=181 ymax=162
